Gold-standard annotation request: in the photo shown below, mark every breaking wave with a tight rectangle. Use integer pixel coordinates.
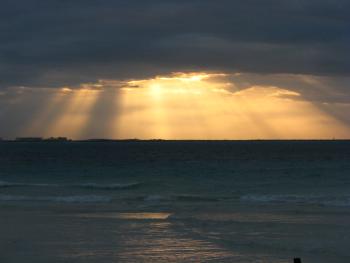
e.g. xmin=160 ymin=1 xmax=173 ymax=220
xmin=240 ymin=194 xmax=350 ymax=207
xmin=76 ymin=182 xmax=141 ymax=190
xmin=143 ymin=194 xmax=221 ymax=203
xmin=0 ymin=194 xmax=112 ymax=203
xmin=0 ymin=181 xmax=60 ymax=188
xmin=0 ymin=181 xmax=141 ymax=190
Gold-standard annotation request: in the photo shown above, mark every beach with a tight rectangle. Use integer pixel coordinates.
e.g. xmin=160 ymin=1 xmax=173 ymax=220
xmin=0 ymin=141 xmax=350 ymax=262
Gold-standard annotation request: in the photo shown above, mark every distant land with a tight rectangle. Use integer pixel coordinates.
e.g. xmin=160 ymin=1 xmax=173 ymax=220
xmin=0 ymin=137 xmax=349 ymax=142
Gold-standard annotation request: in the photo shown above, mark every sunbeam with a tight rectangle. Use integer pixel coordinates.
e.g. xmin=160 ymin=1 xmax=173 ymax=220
xmin=113 ymin=73 xmax=350 ymax=139
xmin=44 ymin=88 xmax=100 ymax=139
xmin=2 ymin=72 xmax=350 ymax=140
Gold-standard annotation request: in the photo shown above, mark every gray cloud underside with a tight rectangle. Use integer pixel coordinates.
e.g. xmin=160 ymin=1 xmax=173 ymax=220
xmin=0 ymin=0 xmax=349 ymax=89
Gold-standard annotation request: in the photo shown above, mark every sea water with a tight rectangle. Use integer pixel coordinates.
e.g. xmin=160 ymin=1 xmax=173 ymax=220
xmin=0 ymin=141 xmax=349 ymax=262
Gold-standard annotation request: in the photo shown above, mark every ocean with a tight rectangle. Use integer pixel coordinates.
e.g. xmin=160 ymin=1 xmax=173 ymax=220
xmin=0 ymin=141 xmax=349 ymax=262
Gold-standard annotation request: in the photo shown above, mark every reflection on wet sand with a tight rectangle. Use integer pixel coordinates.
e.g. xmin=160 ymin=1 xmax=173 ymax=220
xmin=76 ymin=212 xmax=236 ymax=262
xmin=78 ymin=212 xmax=172 ymax=220
xmin=117 ymin=220 xmax=235 ymax=262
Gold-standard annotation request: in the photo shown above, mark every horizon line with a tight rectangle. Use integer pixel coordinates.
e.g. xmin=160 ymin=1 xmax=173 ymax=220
xmin=1 ymin=137 xmax=350 ymax=142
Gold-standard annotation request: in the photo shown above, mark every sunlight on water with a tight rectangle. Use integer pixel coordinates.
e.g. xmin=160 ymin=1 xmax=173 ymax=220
xmin=78 ymin=212 xmax=172 ymax=220
xmin=117 ymin=221 xmax=237 ymax=262
xmin=74 ymin=212 xmax=238 ymax=262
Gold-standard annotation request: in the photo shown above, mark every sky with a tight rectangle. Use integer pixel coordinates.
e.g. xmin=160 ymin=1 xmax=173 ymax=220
xmin=0 ymin=0 xmax=349 ymax=139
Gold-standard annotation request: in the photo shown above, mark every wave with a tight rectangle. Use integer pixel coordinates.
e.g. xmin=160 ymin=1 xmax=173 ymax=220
xmin=76 ymin=182 xmax=141 ymax=190
xmin=0 ymin=181 xmax=61 ymax=188
xmin=0 ymin=194 xmax=112 ymax=203
xmin=175 ymin=195 xmax=221 ymax=202
xmin=0 ymin=181 xmax=141 ymax=190
xmin=240 ymin=194 xmax=350 ymax=207
xmin=143 ymin=195 xmax=172 ymax=202
xmin=143 ymin=194 xmax=221 ymax=203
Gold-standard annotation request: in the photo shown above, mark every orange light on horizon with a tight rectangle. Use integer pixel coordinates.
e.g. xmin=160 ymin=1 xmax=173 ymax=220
xmin=43 ymin=88 xmax=101 ymax=139
xmin=17 ymin=72 xmax=350 ymax=140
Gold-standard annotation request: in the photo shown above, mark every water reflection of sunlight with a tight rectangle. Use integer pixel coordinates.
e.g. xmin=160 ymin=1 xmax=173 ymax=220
xmin=78 ymin=212 xmax=172 ymax=220
xmin=76 ymin=212 xmax=236 ymax=261
xmin=116 ymin=215 xmax=236 ymax=262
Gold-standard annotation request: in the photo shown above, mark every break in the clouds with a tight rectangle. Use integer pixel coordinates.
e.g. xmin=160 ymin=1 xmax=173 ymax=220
xmin=0 ymin=0 xmax=349 ymax=88
xmin=1 ymin=0 xmax=350 ymax=139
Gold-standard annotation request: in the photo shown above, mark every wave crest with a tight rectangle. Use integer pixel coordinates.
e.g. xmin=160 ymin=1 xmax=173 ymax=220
xmin=0 ymin=181 xmax=141 ymax=190
xmin=240 ymin=194 xmax=350 ymax=207
xmin=76 ymin=182 xmax=141 ymax=190
xmin=0 ymin=195 xmax=112 ymax=203
xmin=143 ymin=194 xmax=221 ymax=203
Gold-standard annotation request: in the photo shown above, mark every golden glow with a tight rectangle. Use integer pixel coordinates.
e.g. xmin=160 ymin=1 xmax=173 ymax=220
xmin=116 ymin=73 xmax=350 ymax=139
xmin=18 ymin=72 xmax=350 ymax=139
xmin=75 ymin=212 xmax=236 ymax=261
xmin=78 ymin=212 xmax=172 ymax=220
xmin=44 ymin=88 xmax=101 ymax=138
xmin=23 ymin=90 xmax=68 ymax=136
xmin=61 ymin=87 xmax=73 ymax=93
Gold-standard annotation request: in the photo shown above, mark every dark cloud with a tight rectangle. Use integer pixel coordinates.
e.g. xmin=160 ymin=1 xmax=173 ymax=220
xmin=224 ymin=73 xmax=350 ymax=103
xmin=0 ymin=0 xmax=349 ymax=88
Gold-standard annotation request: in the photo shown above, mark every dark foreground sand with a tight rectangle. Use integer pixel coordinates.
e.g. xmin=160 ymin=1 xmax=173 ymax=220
xmin=1 ymin=204 xmax=350 ymax=263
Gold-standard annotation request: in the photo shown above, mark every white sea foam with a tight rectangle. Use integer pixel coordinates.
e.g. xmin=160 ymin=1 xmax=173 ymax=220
xmin=240 ymin=194 xmax=350 ymax=207
xmin=76 ymin=182 xmax=141 ymax=190
xmin=0 ymin=181 xmax=141 ymax=190
xmin=0 ymin=181 xmax=18 ymax=187
xmin=0 ymin=195 xmax=112 ymax=203
xmin=0 ymin=181 xmax=60 ymax=188
xmin=143 ymin=194 xmax=220 ymax=203
xmin=144 ymin=195 xmax=171 ymax=202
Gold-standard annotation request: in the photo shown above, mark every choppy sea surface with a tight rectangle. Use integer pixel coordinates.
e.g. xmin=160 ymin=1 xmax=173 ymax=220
xmin=0 ymin=141 xmax=349 ymax=263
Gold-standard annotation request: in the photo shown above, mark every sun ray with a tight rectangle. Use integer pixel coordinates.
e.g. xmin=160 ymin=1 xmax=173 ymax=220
xmin=23 ymin=88 xmax=70 ymax=136
xmin=45 ymin=88 xmax=100 ymax=139
xmin=113 ymin=73 xmax=350 ymax=139
xmin=16 ymin=72 xmax=350 ymax=140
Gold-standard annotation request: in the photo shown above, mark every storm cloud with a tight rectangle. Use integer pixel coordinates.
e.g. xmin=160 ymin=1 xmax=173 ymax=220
xmin=1 ymin=0 xmax=349 ymax=88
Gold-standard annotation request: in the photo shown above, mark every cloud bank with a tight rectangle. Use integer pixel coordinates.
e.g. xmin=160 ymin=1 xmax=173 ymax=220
xmin=0 ymin=0 xmax=349 ymax=88
xmin=1 ymin=0 xmax=350 ymax=138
